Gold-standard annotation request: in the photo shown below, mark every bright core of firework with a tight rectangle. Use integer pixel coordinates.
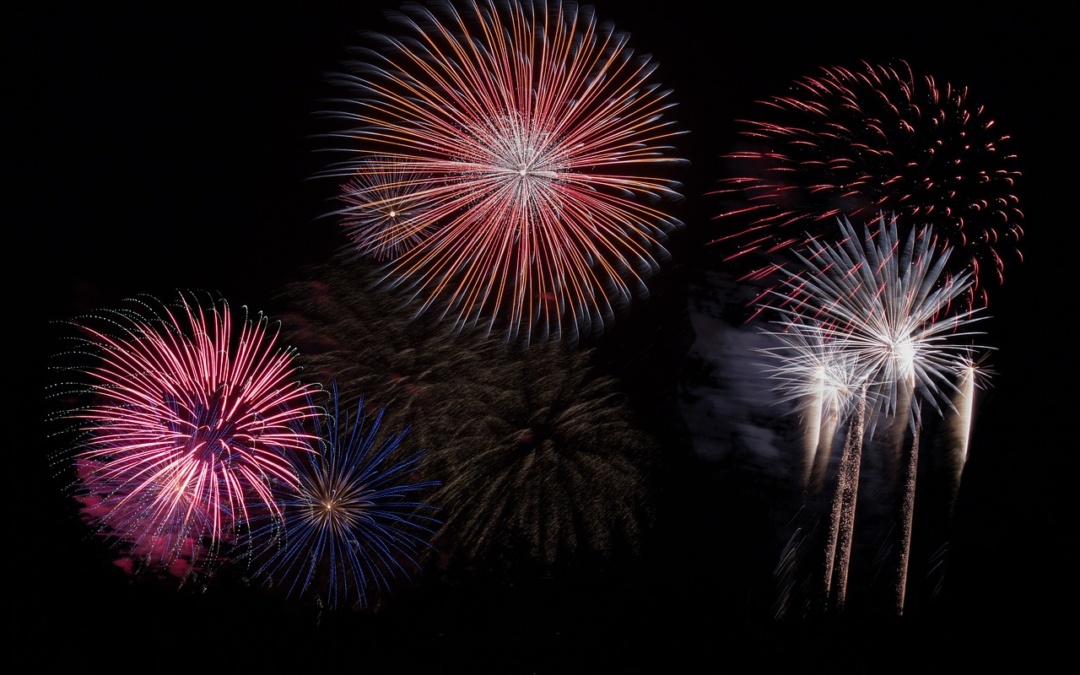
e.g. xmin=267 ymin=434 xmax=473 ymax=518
xmin=326 ymin=0 xmax=686 ymax=344
xmin=339 ymin=156 xmax=438 ymax=261
xmin=758 ymin=320 xmax=866 ymax=422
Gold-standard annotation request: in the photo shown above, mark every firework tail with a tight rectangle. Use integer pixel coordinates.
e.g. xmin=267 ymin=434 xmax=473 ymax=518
xmin=946 ymin=364 xmax=977 ymax=507
xmin=894 ymin=409 xmax=921 ymax=616
xmin=807 ymin=394 xmax=840 ymax=495
xmin=822 ymin=393 xmax=866 ymax=611
xmin=831 ymin=395 xmax=865 ymax=611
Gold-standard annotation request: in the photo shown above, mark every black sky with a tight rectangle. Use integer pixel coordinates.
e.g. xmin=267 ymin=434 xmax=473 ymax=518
xmin=13 ymin=2 xmax=1073 ymax=671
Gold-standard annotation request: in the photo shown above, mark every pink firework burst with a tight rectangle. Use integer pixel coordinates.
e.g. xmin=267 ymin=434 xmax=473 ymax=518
xmin=324 ymin=0 xmax=686 ymax=344
xmin=713 ymin=59 xmax=1023 ymax=311
xmin=51 ymin=292 xmax=323 ymax=575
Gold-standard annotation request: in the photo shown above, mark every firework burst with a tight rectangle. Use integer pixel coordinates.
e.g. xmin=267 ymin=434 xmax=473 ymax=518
xmin=338 ymin=155 xmax=439 ymax=261
xmin=47 ymin=292 xmax=323 ymax=576
xmin=759 ymin=214 xmax=993 ymax=614
xmin=325 ymin=0 xmax=686 ymax=344
xmin=714 ymin=59 xmax=1023 ymax=310
xmin=756 ymin=319 xmax=868 ymax=492
xmin=424 ymin=344 xmax=658 ymax=570
xmin=249 ymin=383 xmax=441 ymax=611
xmin=272 ymin=259 xmax=508 ymax=430
xmin=772 ymin=213 xmax=991 ymax=428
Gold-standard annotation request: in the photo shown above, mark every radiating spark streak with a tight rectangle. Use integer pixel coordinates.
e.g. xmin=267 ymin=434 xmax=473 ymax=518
xmin=951 ymin=361 xmax=978 ymax=467
xmin=895 ymin=408 xmax=921 ymax=616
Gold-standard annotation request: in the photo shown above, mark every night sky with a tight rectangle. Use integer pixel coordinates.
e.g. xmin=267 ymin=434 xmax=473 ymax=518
xmin=14 ymin=2 xmax=1072 ymax=670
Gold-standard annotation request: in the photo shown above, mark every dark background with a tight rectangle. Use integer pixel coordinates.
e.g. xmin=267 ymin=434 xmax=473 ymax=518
xmin=11 ymin=1 xmax=1073 ymax=670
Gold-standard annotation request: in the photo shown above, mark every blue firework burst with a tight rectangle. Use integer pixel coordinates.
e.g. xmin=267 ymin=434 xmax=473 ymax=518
xmin=251 ymin=383 xmax=441 ymax=611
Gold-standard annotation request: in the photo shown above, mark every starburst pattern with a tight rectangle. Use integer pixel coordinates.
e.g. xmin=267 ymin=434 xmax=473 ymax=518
xmin=423 ymin=344 xmax=658 ymax=569
xmin=325 ymin=0 xmax=686 ymax=344
xmin=714 ymin=59 xmax=1023 ymax=310
xmin=770 ymin=213 xmax=990 ymax=426
xmin=249 ymin=383 xmax=441 ymax=611
xmin=756 ymin=319 xmax=868 ymax=491
xmin=47 ymin=292 xmax=323 ymax=574
xmin=337 ymin=155 xmax=438 ymax=261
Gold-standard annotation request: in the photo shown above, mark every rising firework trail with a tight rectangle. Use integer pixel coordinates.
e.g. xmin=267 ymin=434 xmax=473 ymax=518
xmin=826 ymin=393 xmax=865 ymax=611
xmin=46 ymin=292 xmax=323 ymax=577
xmin=323 ymin=0 xmax=686 ymax=345
xmin=944 ymin=358 xmax=990 ymax=509
xmin=714 ymin=59 xmax=1023 ymax=313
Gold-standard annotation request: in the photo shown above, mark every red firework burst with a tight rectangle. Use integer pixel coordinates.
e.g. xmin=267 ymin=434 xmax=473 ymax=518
xmin=712 ymin=59 xmax=1023 ymax=310
xmin=324 ymin=0 xmax=686 ymax=344
xmin=52 ymin=292 xmax=323 ymax=575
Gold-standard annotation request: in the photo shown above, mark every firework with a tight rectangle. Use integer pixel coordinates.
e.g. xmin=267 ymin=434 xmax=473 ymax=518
xmin=249 ymin=383 xmax=440 ymax=611
xmin=714 ymin=59 xmax=1023 ymax=310
xmin=47 ymin=292 xmax=323 ymax=575
xmin=324 ymin=0 xmax=686 ymax=344
xmin=273 ymin=260 xmax=656 ymax=572
xmin=758 ymin=319 xmax=871 ymax=611
xmin=756 ymin=320 xmax=867 ymax=492
xmin=772 ymin=214 xmax=990 ymax=428
xmin=759 ymin=214 xmax=993 ymax=614
xmin=272 ymin=259 xmax=508 ymax=430
xmin=423 ymin=343 xmax=658 ymax=570
xmin=337 ymin=155 xmax=439 ymax=261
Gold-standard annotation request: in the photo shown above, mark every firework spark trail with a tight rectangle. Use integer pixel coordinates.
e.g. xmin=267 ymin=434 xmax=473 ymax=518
xmin=324 ymin=0 xmax=686 ymax=344
xmin=713 ymin=60 xmax=1023 ymax=314
xmin=47 ymin=292 xmax=323 ymax=574
xmin=249 ymin=383 xmax=440 ymax=611
xmin=952 ymin=365 xmax=976 ymax=467
xmin=830 ymin=395 xmax=865 ymax=611
xmin=895 ymin=406 xmax=921 ymax=615
xmin=948 ymin=359 xmax=988 ymax=477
